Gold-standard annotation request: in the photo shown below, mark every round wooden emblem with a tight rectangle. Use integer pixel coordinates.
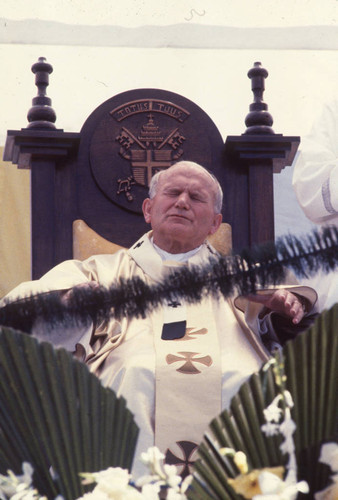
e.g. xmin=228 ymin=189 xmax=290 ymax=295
xmin=84 ymin=89 xmax=224 ymax=214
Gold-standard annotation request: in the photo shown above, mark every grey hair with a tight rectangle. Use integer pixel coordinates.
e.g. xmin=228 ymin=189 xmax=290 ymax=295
xmin=148 ymin=161 xmax=223 ymax=213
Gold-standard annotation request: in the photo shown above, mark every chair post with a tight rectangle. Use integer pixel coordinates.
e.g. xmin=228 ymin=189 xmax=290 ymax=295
xmin=3 ymin=57 xmax=81 ymax=279
xmin=225 ymin=62 xmax=300 ymax=249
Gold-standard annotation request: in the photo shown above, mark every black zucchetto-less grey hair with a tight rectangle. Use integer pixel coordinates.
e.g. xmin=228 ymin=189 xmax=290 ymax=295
xmin=148 ymin=161 xmax=223 ymax=214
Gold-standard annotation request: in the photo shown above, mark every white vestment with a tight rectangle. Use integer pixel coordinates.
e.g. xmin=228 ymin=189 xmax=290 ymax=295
xmin=292 ymin=99 xmax=338 ymax=310
xmin=2 ymin=231 xmax=317 ymax=477
xmin=293 ymin=99 xmax=338 ymax=224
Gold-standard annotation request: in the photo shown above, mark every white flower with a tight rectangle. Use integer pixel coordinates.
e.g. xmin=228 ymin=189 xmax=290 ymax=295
xmin=135 ymin=475 xmax=162 ymax=489
xmin=257 ymin=470 xmax=284 ymax=495
xmin=261 ymin=422 xmax=280 ymax=437
xmin=0 ymin=463 xmax=36 ymax=499
xmin=318 ymin=442 xmax=338 ymax=473
xmin=180 ymin=475 xmax=192 ymax=494
xmin=234 ymin=451 xmax=248 ymax=475
xmin=163 ymin=465 xmax=181 ymax=490
xmin=283 ymin=391 xmax=294 ymax=409
xmin=166 ymin=489 xmax=187 ymax=500
xmin=279 ymin=410 xmax=296 ymax=457
xmin=140 ymin=482 xmax=161 ymax=500
xmin=91 ymin=467 xmax=131 ymax=489
xmin=140 ymin=448 xmax=165 ymax=468
xmin=140 ymin=447 xmax=166 ymax=479
xmin=78 ymin=447 xmax=188 ymax=500
xmin=263 ymin=396 xmax=283 ymax=423
xmin=252 ymin=470 xmax=309 ymax=500
xmin=76 ymin=492 xmax=110 ymax=500
xmin=79 ymin=467 xmax=143 ymax=500
xmin=95 ymin=483 xmax=143 ymax=500
xmin=219 ymin=447 xmax=235 ymax=457
xmin=279 ymin=410 xmax=296 ymax=437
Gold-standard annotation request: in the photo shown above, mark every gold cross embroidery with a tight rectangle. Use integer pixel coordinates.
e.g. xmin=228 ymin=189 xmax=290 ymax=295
xmin=166 ymin=351 xmax=213 ymax=374
xmin=176 ymin=327 xmax=208 ymax=342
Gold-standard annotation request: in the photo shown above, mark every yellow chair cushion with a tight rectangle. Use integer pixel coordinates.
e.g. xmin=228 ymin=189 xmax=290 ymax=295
xmin=73 ymin=219 xmax=232 ymax=260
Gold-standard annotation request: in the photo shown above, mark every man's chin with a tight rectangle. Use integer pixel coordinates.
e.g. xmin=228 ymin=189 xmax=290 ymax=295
xmin=165 ymin=221 xmax=192 ymax=235
xmin=167 ymin=215 xmax=191 ymax=223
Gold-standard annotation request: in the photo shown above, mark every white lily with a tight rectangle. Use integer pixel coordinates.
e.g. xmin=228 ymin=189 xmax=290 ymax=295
xmin=79 ymin=467 xmax=143 ymax=500
xmin=0 ymin=463 xmax=46 ymax=500
xmin=140 ymin=448 xmax=165 ymax=478
xmin=252 ymin=470 xmax=309 ymax=500
xmin=263 ymin=395 xmax=283 ymax=423
xmin=234 ymin=451 xmax=249 ymax=475
xmin=261 ymin=422 xmax=280 ymax=437
xmin=318 ymin=442 xmax=338 ymax=472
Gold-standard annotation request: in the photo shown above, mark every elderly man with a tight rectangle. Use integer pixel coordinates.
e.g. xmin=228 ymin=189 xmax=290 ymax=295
xmin=2 ymin=161 xmax=316 ymax=478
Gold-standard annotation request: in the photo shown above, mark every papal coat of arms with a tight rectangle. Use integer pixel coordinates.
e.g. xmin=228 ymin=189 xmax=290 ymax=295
xmin=112 ymin=99 xmax=190 ymax=205
xmin=116 ymin=114 xmax=184 ymax=191
xmin=88 ymin=91 xmax=222 ymax=216
xmin=89 ymin=97 xmax=191 ymax=214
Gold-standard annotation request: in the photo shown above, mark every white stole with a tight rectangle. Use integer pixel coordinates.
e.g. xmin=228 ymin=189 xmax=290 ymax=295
xmin=129 ymin=233 xmax=222 ymax=476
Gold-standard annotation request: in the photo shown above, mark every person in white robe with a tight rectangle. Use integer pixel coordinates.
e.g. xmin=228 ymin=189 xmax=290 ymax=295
xmin=292 ymin=99 xmax=338 ymax=310
xmin=2 ymin=161 xmax=317 ymax=478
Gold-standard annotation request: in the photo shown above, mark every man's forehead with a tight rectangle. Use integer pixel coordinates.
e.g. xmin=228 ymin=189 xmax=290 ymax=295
xmin=159 ymin=166 xmax=214 ymax=190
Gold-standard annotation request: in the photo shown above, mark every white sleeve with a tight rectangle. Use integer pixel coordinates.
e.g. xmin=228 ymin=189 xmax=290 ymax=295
xmin=1 ymin=258 xmax=98 ymax=304
xmin=292 ymin=100 xmax=338 ymax=224
xmin=0 ymin=258 xmax=98 ymax=352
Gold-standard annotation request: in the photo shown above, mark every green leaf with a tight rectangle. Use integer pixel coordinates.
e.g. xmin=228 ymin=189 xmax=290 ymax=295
xmin=190 ymin=304 xmax=338 ymax=499
xmin=0 ymin=327 xmax=139 ymax=499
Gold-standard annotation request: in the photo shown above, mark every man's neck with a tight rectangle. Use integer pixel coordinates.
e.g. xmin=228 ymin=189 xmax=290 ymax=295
xmin=152 ymin=239 xmax=202 ymax=262
xmin=152 ymin=234 xmax=202 ymax=254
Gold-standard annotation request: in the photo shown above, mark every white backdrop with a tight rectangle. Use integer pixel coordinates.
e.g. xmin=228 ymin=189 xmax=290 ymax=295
xmin=3 ymin=44 xmax=337 ymax=238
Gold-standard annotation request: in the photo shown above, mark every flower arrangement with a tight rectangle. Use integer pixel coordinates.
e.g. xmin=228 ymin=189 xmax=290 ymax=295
xmin=0 ymin=463 xmax=46 ymax=500
xmin=221 ymin=358 xmax=309 ymax=499
xmin=0 ymin=448 xmax=191 ymax=500
xmin=2 ymin=441 xmax=336 ymax=500
xmin=77 ymin=446 xmax=191 ymax=500
xmin=0 ymin=306 xmax=336 ymax=500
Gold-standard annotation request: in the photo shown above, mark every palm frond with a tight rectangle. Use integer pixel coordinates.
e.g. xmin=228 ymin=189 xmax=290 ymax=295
xmin=188 ymin=304 xmax=338 ymax=499
xmin=0 ymin=326 xmax=139 ymax=499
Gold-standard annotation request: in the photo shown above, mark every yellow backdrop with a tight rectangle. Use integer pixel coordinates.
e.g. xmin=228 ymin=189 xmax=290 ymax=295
xmin=0 ymin=147 xmax=31 ymax=297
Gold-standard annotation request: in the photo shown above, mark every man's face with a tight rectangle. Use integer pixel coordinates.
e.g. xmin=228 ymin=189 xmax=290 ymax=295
xmin=142 ymin=166 xmax=222 ymax=253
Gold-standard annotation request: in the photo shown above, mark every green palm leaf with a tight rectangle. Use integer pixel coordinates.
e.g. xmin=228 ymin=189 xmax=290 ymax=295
xmin=188 ymin=304 xmax=338 ymax=499
xmin=0 ymin=326 xmax=139 ymax=499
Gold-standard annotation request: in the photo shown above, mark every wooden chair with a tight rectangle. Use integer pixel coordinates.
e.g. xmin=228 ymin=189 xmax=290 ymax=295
xmin=3 ymin=58 xmax=299 ymax=279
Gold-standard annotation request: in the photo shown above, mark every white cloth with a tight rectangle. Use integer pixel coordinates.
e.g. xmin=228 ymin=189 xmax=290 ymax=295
xmin=293 ymin=100 xmax=338 ymax=224
xmin=292 ymin=99 xmax=338 ymax=310
xmin=2 ymin=232 xmax=316 ymax=478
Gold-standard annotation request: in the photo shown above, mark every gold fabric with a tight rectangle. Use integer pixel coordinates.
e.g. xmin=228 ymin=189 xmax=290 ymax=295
xmin=72 ymin=218 xmax=232 ymax=260
xmin=73 ymin=219 xmax=125 ymax=259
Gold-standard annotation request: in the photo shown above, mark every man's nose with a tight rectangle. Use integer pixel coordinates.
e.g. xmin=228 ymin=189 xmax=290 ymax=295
xmin=175 ymin=192 xmax=189 ymax=208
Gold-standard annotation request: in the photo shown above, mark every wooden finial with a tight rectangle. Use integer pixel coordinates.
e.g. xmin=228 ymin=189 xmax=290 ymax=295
xmin=244 ymin=62 xmax=274 ymax=135
xmin=26 ymin=57 xmax=57 ymax=129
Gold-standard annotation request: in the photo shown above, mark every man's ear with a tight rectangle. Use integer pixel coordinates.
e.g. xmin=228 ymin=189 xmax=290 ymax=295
xmin=208 ymin=213 xmax=223 ymax=235
xmin=142 ymin=198 xmax=152 ymax=224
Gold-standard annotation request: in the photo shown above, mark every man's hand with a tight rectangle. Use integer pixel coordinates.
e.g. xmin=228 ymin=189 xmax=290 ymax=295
xmin=246 ymin=289 xmax=308 ymax=325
